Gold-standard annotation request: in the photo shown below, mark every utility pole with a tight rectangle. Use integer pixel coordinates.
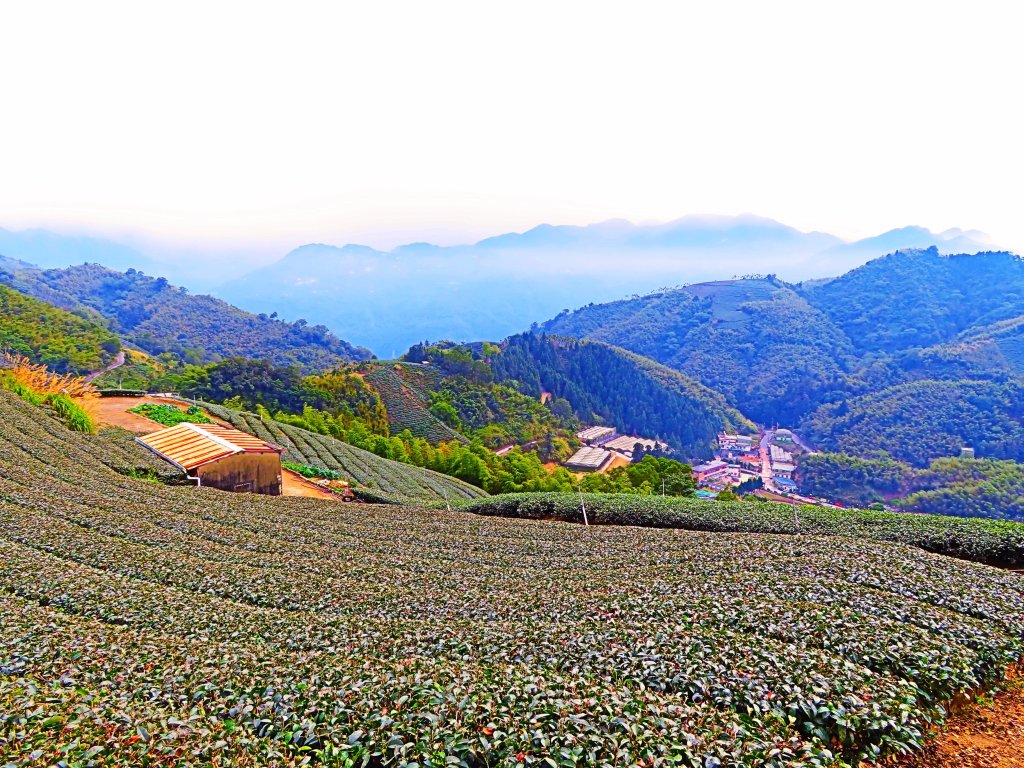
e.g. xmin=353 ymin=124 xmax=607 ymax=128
xmin=577 ymin=481 xmax=589 ymax=526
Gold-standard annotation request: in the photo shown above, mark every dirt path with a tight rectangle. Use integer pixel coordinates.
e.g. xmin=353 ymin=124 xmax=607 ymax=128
xmin=891 ymin=675 xmax=1024 ymax=768
xmin=281 ymin=469 xmax=339 ymax=499
xmin=81 ymin=395 xmax=207 ymax=434
xmin=84 ymin=350 xmax=125 ymax=382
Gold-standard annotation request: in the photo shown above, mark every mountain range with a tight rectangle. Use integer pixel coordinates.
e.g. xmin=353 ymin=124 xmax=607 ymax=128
xmin=0 ymin=215 xmax=994 ymax=356
xmin=542 ymin=247 xmax=1024 ymax=466
xmin=0 ymin=255 xmax=370 ymax=371
xmin=218 ymin=216 xmax=992 ymax=355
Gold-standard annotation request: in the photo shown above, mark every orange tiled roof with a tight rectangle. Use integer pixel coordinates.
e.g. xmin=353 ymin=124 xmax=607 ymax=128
xmin=136 ymin=422 xmax=283 ymax=471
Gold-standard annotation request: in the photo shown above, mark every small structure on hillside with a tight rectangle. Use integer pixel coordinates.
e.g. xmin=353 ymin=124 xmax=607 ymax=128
xmin=693 ymin=460 xmax=729 ymax=483
xmin=565 ymin=445 xmax=612 ymax=472
xmin=137 ymin=422 xmax=285 ymax=495
xmin=577 ymin=426 xmax=616 ymax=445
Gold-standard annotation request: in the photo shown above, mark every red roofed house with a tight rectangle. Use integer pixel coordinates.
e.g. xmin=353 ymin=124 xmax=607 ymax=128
xmin=136 ymin=422 xmax=285 ymax=495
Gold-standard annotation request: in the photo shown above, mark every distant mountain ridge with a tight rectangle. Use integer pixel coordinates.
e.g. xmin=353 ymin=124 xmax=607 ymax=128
xmin=539 ymin=247 xmax=1024 ymax=464
xmin=0 ymin=215 xmax=1000 ymax=356
xmin=0 ymin=257 xmax=371 ymax=372
xmin=218 ymin=215 xmax=993 ymax=354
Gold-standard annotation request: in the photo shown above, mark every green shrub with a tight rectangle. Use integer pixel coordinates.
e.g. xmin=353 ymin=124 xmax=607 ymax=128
xmin=461 ymin=492 xmax=1024 ymax=567
xmin=44 ymin=393 xmax=95 ymax=434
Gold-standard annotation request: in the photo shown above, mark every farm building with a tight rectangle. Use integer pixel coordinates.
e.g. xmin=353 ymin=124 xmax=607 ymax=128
xmin=603 ymin=435 xmax=662 ymax=454
xmin=565 ymin=445 xmax=612 ymax=472
xmin=577 ymin=426 xmax=617 ymax=444
xmin=137 ymin=422 xmax=285 ymax=495
xmin=693 ymin=460 xmax=729 ymax=483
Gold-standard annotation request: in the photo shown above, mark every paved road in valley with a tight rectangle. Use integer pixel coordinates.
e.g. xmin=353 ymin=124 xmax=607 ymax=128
xmin=759 ymin=429 xmax=775 ymax=491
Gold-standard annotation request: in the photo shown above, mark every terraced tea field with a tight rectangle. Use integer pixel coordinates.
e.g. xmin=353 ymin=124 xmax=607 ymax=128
xmin=462 ymin=493 xmax=1024 ymax=567
xmin=1 ymin=389 xmax=1023 ymax=767
xmin=364 ymin=363 xmax=467 ymax=443
xmin=201 ymin=401 xmax=484 ymax=502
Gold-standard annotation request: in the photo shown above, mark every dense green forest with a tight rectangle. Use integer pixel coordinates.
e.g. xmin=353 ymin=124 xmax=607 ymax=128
xmin=489 ymin=333 xmax=754 ymax=456
xmin=540 ymin=279 xmax=853 ymax=424
xmin=540 ymin=251 xmax=1024 ymax=468
xmin=801 ymin=248 xmax=1024 ymax=354
xmin=0 ymin=257 xmax=371 ymax=371
xmin=800 ymin=452 xmax=1024 ymax=521
xmin=805 ymin=379 xmax=1024 ymax=466
xmin=364 ymin=357 xmax=575 ymax=453
xmin=0 ymin=283 xmax=120 ymax=374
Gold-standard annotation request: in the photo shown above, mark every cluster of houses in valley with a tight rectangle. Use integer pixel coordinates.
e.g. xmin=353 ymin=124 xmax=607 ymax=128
xmin=692 ymin=432 xmax=762 ymax=492
xmin=693 ymin=429 xmax=807 ymax=495
xmin=564 ymin=426 xmax=667 ymax=472
xmin=563 ymin=424 xmax=830 ymax=503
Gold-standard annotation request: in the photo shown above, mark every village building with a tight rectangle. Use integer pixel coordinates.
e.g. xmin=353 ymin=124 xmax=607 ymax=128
xmin=564 ymin=445 xmax=613 ymax=472
xmin=137 ymin=422 xmax=285 ymax=495
xmin=576 ymin=426 xmax=617 ymax=445
xmin=771 ymin=461 xmax=797 ymax=480
xmin=692 ymin=459 xmax=729 ymax=483
xmin=774 ymin=476 xmax=798 ymax=492
xmin=603 ymin=435 xmax=661 ymax=455
xmin=773 ymin=429 xmax=796 ymax=445
xmin=718 ymin=433 xmax=755 ymax=451
xmin=738 ymin=454 xmax=761 ymax=470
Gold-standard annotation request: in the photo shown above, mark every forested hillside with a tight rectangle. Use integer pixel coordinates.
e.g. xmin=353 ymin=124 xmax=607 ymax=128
xmin=801 ymin=248 xmax=1024 ymax=354
xmin=0 ymin=283 xmax=120 ymax=374
xmin=540 ymin=279 xmax=852 ymax=424
xmin=0 ymin=257 xmax=371 ymax=371
xmin=539 ymin=250 xmax=1024 ymax=471
xmin=800 ymin=452 xmax=1024 ymax=521
xmin=491 ymin=334 xmax=754 ymax=457
xmin=805 ymin=379 xmax=1024 ymax=466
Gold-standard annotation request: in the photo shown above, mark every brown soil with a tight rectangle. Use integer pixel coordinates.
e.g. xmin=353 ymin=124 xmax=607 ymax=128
xmin=80 ymin=395 xmax=207 ymax=434
xmin=602 ymin=453 xmax=633 ymax=473
xmin=889 ymin=675 xmax=1024 ymax=768
xmin=280 ymin=469 xmax=338 ymax=499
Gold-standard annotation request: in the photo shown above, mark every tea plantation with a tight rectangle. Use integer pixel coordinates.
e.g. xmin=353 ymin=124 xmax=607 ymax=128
xmin=200 ymin=401 xmax=485 ymax=502
xmin=460 ymin=493 xmax=1024 ymax=567
xmin=1 ymin=389 xmax=1023 ymax=767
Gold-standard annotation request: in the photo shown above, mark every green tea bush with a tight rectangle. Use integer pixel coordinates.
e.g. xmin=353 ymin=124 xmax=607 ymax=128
xmin=1 ymin=389 xmax=1022 ymax=768
xmin=461 ymin=492 xmax=1024 ymax=567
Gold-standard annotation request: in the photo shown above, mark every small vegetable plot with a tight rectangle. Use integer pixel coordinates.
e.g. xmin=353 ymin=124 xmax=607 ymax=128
xmin=128 ymin=402 xmax=212 ymax=427
xmin=1 ymin=389 xmax=1022 ymax=768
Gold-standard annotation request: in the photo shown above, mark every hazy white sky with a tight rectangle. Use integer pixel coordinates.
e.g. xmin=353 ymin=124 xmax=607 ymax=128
xmin=1 ymin=1 xmax=1021 ymax=257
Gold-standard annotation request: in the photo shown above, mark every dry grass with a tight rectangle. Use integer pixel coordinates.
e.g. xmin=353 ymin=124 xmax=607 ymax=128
xmin=0 ymin=352 xmax=98 ymax=398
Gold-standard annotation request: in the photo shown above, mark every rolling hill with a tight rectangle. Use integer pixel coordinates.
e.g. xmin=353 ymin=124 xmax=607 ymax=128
xmin=492 ymin=334 xmax=755 ymax=457
xmin=804 ymin=379 xmax=1024 ymax=466
xmin=540 ymin=251 xmax=1024 ymax=459
xmin=199 ymin=400 xmax=486 ymax=502
xmin=801 ymin=248 xmax=1024 ymax=354
xmin=0 ymin=257 xmax=371 ymax=371
xmin=0 ymin=283 xmax=121 ymax=374
xmin=392 ymin=335 xmax=755 ymax=459
xmin=540 ymin=279 xmax=853 ymax=424
xmin=217 ymin=216 xmax=991 ymax=356
xmin=1 ymin=385 xmax=1022 ymax=766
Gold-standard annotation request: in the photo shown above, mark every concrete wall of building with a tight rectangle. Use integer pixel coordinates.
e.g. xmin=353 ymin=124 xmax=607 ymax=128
xmin=194 ymin=452 xmax=282 ymax=495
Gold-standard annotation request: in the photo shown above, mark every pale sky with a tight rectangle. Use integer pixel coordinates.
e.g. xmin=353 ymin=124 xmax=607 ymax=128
xmin=1 ymin=0 xmax=1021 ymax=258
